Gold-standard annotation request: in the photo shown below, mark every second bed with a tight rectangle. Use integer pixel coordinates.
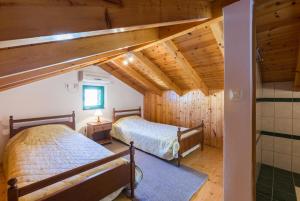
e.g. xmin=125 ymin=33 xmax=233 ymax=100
xmin=111 ymin=108 xmax=204 ymax=166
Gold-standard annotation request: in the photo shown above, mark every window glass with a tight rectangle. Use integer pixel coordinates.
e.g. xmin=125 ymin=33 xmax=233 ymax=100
xmin=82 ymin=85 xmax=104 ymax=110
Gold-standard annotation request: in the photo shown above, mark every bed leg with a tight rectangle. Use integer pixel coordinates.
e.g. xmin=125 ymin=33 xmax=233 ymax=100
xmin=129 ymin=141 xmax=135 ymax=199
xmin=201 ymin=136 xmax=204 ymax=151
xmin=177 ymin=155 xmax=181 ymax=167
xmin=7 ymin=178 xmax=18 ymax=201
xmin=200 ymin=120 xmax=204 ymax=151
xmin=177 ymin=127 xmax=182 ymax=167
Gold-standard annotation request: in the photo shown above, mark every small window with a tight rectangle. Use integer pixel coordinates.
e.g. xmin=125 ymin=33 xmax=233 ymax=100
xmin=82 ymin=85 xmax=104 ymax=110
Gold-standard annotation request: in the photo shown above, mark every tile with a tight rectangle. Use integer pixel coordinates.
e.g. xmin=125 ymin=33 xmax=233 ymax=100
xmin=263 ymin=83 xmax=275 ymax=98
xmin=293 ymin=90 xmax=300 ymax=98
xmin=256 ymin=192 xmax=271 ymax=201
xmin=296 ymin=187 xmax=300 ymax=201
xmin=274 ymin=153 xmax=292 ymax=171
xmin=274 ymin=137 xmax=292 ymax=154
xmin=256 ymin=163 xmax=261 ymax=181
xmin=293 ymin=119 xmax=300 ymax=136
xmin=274 ymin=182 xmax=295 ymax=196
xmin=273 ymin=168 xmax=296 ymax=201
xmin=275 ymin=102 xmax=292 ymax=118
xmin=293 ymin=135 xmax=300 ymax=140
xmin=273 ymin=132 xmax=293 ymax=139
xmin=257 ymin=102 xmax=262 ymax=113
xmin=292 ymin=140 xmax=300 ymax=157
xmin=274 ymin=98 xmax=294 ymax=102
xmin=260 ymin=164 xmax=274 ymax=179
xmin=292 ymin=156 xmax=300 ymax=174
xmin=293 ymin=102 xmax=300 ymax=119
xmin=274 ymin=167 xmax=293 ymax=181
xmin=257 ymin=118 xmax=262 ymax=131
xmin=262 ymin=117 xmax=275 ymax=132
xmin=273 ymin=190 xmax=297 ymax=201
xmin=275 ymin=118 xmax=292 ymax=134
xmin=256 ymin=182 xmax=273 ymax=198
xmin=274 ymin=170 xmax=294 ymax=193
xmin=262 ymin=102 xmax=275 ymax=117
xmin=294 ymin=173 xmax=300 ymax=187
xmin=257 ymin=139 xmax=262 ymax=161
xmin=275 ymin=82 xmax=293 ymax=98
xmin=256 ymin=87 xmax=262 ymax=98
xmin=262 ymin=150 xmax=274 ymax=166
xmin=257 ymin=98 xmax=275 ymax=102
xmin=262 ymin=135 xmax=274 ymax=151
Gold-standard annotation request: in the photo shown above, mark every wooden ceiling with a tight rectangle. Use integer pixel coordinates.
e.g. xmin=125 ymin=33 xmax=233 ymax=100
xmin=100 ymin=18 xmax=224 ymax=96
xmin=0 ymin=0 xmax=231 ymax=96
xmin=256 ymin=0 xmax=300 ymax=88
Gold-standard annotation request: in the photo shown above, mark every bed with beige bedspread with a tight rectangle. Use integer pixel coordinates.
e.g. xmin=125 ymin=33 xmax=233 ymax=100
xmin=3 ymin=124 xmax=126 ymax=201
xmin=111 ymin=116 xmax=200 ymax=160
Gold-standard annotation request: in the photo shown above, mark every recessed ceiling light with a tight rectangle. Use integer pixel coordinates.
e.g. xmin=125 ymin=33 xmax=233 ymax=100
xmin=123 ymin=60 xmax=129 ymax=65
xmin=128 ymin=56 xmax=134 ymax=63
xmin=128 ymin=53 xmax=134 ymax=63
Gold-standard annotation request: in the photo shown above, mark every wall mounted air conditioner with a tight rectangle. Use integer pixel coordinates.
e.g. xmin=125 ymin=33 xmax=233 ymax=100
xmin=78 ymin=71 xmax=112 ymax=85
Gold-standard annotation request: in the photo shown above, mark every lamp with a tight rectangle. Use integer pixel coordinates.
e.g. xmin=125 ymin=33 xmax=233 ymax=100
xmin=94 ymin=110 xmax=103 ymax=123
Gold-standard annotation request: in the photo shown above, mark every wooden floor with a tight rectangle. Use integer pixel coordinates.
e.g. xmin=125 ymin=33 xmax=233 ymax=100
xmin=0 ymin=140 xmax=223 ymax=201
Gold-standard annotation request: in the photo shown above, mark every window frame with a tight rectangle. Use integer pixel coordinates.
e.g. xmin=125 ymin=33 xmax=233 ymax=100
xmin=82 ymin=85 xmax=105 ymax=110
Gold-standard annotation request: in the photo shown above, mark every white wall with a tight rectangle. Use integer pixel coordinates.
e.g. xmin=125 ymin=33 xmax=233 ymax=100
xmin=224 ymin=0 xmax=254 ymax=201
xmin=0 ymin=65 xmax=143 ymax=162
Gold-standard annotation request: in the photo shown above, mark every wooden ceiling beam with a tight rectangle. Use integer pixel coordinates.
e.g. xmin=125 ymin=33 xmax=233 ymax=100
xmin=132 ymin=52 xmax=183 ymax=96
xmin=294 ymin=45 xmax=300 ymax=91
xmin=210 ymin=21 xmax=224 ymax=57
xmin=99 ymin=63 xmax=146 ymax=95
xmin=0 ymin=0 xmax=211 ymax=41
xmin=0 ymin=49 xmax=125 ymax=92
xmin=162 ymin=40 xmax=209 ymax=96
xmin=0 ymin=28 xmax=158 ymax=78
xmin=110 ymin=60 xmax=162 ymax=95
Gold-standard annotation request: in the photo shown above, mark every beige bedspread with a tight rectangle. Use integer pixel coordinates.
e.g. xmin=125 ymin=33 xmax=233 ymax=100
xmin=111 ymin=116 xmax=200 ymax=160
xmin=3 ymin=124 xmax=126 ymax=201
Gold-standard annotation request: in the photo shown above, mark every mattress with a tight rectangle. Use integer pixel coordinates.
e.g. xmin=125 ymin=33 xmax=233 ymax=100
xmin=3 ymin=124 xmax=126 ymax=201
xmin=111 ymin=116 xmax=199 ymax=160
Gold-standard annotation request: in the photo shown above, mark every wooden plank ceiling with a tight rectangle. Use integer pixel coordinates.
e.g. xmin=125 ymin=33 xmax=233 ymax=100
xmin=256 ymin=0 xmax=300 ymax=88
xmin=0 ymin=0 xmax=229 ymax=96
xmin=99 ymin=18 xmax=224 ymax=96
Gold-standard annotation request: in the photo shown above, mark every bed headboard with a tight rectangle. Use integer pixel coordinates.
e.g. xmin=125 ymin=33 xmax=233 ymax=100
xmin=113 ymin=107 xmax=142 ymax=122
xmin=9 ymin=111 xmax=76 ymax=138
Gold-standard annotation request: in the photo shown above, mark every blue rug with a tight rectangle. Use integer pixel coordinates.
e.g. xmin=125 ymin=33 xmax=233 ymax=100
xmin=132 ymin=150 xmax=208 ymax=201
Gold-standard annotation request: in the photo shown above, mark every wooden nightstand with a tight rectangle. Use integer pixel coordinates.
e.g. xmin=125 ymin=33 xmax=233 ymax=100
xmin=87 ymin=121 xmax=112 ymax=145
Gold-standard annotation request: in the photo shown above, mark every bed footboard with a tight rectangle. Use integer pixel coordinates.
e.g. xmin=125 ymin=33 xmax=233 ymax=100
xmin=7 ymin=142 xmax=135 ymax=201
xmin=177 ymin=121 xmax=204 ymax=167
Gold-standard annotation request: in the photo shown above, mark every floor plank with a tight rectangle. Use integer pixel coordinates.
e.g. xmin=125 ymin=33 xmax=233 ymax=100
xmin=0 ymin=140 xmax=223 ymax=201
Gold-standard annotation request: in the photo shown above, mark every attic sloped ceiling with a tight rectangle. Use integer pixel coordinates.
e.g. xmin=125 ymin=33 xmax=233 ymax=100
xmin=0 ymin=0 xmax=230 ymax=95
xmin=100 ymin=19 xmax=224 ymax=96
xmin=256 ymin=0 xmax=300 ymax=88
xmin=0 ymin=0 xmax=212 ymax=41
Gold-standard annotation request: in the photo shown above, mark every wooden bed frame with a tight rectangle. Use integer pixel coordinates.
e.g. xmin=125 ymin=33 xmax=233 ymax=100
xmin=112 ymin=107 xmax=204 ymax=167
xmin=7 ymin=112 xmax=135 ymax=201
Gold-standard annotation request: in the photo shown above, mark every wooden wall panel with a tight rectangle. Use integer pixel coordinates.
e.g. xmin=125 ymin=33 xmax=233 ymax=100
xmin=144 ymin=90 xmax=224 ymax=148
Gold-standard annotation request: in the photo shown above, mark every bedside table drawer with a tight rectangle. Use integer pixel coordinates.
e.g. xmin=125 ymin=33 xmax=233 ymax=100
xmin=93 ymin=123 xmax=112 ymax=132
xmin=87 ymin=121 xmax=113 ymax=144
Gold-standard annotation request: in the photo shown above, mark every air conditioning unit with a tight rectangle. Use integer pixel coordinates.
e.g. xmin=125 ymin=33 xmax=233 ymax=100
xmin=78 ymin=71 xmax=112 ymax=84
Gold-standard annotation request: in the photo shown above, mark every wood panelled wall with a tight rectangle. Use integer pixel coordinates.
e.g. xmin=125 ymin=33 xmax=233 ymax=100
xmin=144 ymin=90 xmax=224 ymax=148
